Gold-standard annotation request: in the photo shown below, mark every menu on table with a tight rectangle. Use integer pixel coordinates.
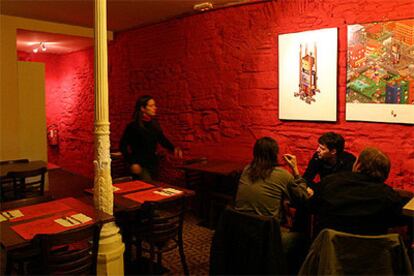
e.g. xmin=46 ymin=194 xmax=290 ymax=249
xmin=122 ymin=187 xmax=183 ymax=203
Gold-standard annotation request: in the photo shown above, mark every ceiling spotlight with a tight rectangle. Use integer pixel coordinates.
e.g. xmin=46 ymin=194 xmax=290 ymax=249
xmin=193 ymin=2 xmax=213 ymax=12
xmin=32 ymin=42 xmax=47 ymax=53
xmin=41 ymin=42 xmax=47 ymax=51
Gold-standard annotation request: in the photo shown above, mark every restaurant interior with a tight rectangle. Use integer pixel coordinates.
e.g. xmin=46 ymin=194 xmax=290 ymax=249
xmin=1 ymin=0 xmax=414 ymax=275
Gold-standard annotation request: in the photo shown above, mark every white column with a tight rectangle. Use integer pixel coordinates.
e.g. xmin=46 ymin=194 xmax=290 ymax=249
xmin=93 ymin=0 xmax=125 ymax=274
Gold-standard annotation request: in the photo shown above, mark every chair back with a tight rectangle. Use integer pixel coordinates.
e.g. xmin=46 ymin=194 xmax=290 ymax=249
xmin=210 ymin=206 xmax=287 ymax=275
xmin=298 ymin=228 xmax=414 ymax=275
xmin=0 ymin=176 xmax=16 ymax=202
xmin=139 ymin=196 xmax=187 ymax=244
xmin=8 ymin=167 xmax=47 ymax=199
xmin=34 ymin=222 xmax=102 ymax=275
xmin=111 ymin=151 xmax=130 ymax=179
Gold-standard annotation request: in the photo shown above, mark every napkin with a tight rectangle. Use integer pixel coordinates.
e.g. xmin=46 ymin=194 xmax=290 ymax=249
xmin=54 ymin=213 xmax=92 ymax=227
xmin=1 ymin=210 xmax=24 ymax=220
xmin=153 ymin=188 xmax=183 ymax=196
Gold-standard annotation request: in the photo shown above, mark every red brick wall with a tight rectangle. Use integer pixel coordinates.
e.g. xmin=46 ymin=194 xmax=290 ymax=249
xmin=20 ymin=0 xmax=414 ymax=190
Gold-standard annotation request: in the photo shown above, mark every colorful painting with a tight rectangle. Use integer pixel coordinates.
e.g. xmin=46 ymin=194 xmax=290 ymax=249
xmin=279 ymin=28 xmax=337 ymax=121
xmin=346 ymin=19 xmax=414 ymax=124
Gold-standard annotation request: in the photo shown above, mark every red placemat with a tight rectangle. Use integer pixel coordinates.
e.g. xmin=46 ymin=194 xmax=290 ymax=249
xmin=114 ymin=181 xmax=154 ymax=194
xmin=84 ymin=181 xmax=155 ymax=195
xmin=122 ymin=188 xmax=179 ymax=203
xmin=11 ymin=211 xmax=93 ymax=240
xmin=4 ymin=199 xmax=73 ymax=223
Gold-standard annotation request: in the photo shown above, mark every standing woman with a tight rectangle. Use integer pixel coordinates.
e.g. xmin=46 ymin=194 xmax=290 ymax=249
xmin=120 ymin=95 xmax=182 ymax=181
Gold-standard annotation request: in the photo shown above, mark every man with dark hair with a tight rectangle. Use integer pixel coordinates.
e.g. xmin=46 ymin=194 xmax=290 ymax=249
xmin=310 ymin=147 xmax=403 ymax=235
xmin=303 ymin=132 xmax=356 ymax=188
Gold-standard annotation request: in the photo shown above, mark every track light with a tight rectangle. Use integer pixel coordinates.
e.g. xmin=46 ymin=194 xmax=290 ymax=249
xmin=32 ymin=42 xmax=47 ymax=53
xmin=193 ymin=2 xmax=213 ymax=12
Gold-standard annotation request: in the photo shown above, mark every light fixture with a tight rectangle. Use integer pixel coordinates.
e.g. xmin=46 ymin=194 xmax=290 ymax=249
xmin=32 ymin=42 xmax=47 ymax=53
xmin=193 ymin=2 xmax=213 ymax=12
xmin=41 ymin=42 xmax=47 ymax=51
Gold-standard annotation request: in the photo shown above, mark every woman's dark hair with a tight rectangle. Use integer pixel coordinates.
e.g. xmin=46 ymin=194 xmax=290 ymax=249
xmin=248 ymin=137 xmax=279 ymax=182
xmin=133 ymin=95 xmax=153 ymax=126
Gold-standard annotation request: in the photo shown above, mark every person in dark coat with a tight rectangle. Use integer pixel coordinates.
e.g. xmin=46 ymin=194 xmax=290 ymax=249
xmin=304 ymin=132 xmax=356 ymax=189
xmin=120 ymin=95 xmax=182 ymax=181
xmin=310 ymin=147 xmax=404 ymax=236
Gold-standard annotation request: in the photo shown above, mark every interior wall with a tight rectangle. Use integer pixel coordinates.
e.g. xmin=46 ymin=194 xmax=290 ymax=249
xmin=0 ymin=15 xmax=98 ymax=162
xmin=107 ymin=0 xmax=414 ymax=190
xmin=18 ymin=50 xmax=95 ymax=177
xmin=16 ymin=1 xmax=413 ymax=189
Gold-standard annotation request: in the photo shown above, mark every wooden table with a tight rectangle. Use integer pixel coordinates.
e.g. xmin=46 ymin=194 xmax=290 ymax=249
xmin=0 ymin=197 xmax=114 ymax=251
xmin=0 ymin=160 xmax=46 ymax=178
xmin=177 ymin=159 xmax=246 ymax=176
xmin=177 ymin=159 xmax=247 ymax=227
xmin=403 ymin=197 xmax=414 ymax=217
xmin=112 ymin=181 xmax=195 ymax=212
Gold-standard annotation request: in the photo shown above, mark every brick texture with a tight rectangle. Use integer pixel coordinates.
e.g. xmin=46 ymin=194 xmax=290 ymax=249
xmin=19 ymin=0 xmax=414 ymax=191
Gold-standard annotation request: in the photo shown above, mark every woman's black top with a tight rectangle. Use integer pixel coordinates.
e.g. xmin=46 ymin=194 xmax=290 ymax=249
xmin=120 ymin=119 xmax=174 ymax=172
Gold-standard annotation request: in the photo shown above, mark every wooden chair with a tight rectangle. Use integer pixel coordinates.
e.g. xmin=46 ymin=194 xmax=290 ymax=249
xmin=0 ymin=159 xmax=30 ymax=202
xmin=111 ymin=151 xmax=130 ymax=180
xmin=8 ymin=167 xmax=47 ymax=199
xmin=131 ymin=196 xmax=189 ymax=275
xmin=0 ymin=176 xmax=16 ymax=202
xmin=210 ymin=206 xmax=287 ymax=275
xmin=298 ymin=229 xmax=413 ymax=275
xmin=30 ymin=222 xmax=102 ymax=275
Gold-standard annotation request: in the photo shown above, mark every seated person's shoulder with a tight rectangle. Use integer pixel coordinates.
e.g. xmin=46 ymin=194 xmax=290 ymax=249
xmin=271 ymin=166 xmax=294 ymax=180
xmin=342 ymin=151 xmax=357 ymax=161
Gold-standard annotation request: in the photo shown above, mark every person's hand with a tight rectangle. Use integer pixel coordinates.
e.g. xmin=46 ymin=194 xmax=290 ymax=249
xmin=174 ymin=147 xmax=183 ymax=159
xmin=130 ymin=164 xmax=142 ymax=175
xmin=306 ymin=187 xmax=314 ymax=197
xmin=283 ymin=154 xmax=300 ymax=177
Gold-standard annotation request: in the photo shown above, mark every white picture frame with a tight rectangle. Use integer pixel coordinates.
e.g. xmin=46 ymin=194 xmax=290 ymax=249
xmin=278 ymin=28 xmax=338 ymax=121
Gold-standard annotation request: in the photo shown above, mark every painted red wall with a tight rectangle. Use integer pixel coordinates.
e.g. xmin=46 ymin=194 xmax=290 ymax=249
xmin=108 ymin=0 xmax=414 ymax=190
xmin=18 ymin=49 xmax=95 ymax=177
xmin=19 ymin=0 xmax=414 ymax=190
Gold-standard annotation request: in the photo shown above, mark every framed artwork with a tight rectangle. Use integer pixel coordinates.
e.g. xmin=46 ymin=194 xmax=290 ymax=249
xmin=346 ymin=19 xmax=414 ymax=124
xmin=278 ymin=28 xmax=338 ymax=121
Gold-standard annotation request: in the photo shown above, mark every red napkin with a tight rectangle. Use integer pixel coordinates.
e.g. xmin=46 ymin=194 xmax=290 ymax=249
xmin=123 ymin=188 xmax=177 ymax=203
xmin=11 ymin=211 xmax=93 ymax=240
xmin=114 ymin=181 xmax=154 ymax=194
xmin=5 ymin=199 xmax=72 ymax=223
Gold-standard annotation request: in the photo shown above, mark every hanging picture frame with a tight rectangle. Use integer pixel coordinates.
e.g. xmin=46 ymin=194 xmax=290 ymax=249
xmin=346 ymin=19 xmax=414 ymax=124
xmin=278 ymin=28 xmax=338 ymax=121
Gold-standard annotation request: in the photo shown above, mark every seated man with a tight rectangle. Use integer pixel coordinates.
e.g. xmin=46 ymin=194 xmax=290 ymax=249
xmin=304 ymin=132 xmax=356 ymax=188
xmin=310 ymin=147 xmax=404 ymax=235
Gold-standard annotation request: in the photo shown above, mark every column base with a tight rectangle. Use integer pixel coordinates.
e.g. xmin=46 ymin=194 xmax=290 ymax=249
xmin=97 ymin=222 xmax=125 ymax=275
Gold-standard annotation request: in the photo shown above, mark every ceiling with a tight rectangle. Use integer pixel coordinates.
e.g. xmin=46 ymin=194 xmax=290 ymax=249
xmin=3 ymin=0 xmax=266 ymax=54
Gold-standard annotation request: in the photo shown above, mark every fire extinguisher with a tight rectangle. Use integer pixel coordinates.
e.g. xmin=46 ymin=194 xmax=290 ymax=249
xmin=47 ymin=125 xmax=59 ymax=146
